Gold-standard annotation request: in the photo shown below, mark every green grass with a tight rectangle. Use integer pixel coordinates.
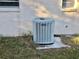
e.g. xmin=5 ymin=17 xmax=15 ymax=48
xmin=0 ymin=35 xmax=79 ymax=59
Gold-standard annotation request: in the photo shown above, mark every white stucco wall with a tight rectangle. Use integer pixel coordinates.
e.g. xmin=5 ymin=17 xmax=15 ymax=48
xmin=0 ymin=12 xmax=20 ymax=36
xmin=20 ymin=0 xmax=79 ymax=35
xmin=0 ymin=0 xmax=79 ymax=36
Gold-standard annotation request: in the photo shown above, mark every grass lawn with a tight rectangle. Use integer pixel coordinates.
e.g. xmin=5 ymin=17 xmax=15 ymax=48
xmin=0 ymin=35 xmax=79 ymax=59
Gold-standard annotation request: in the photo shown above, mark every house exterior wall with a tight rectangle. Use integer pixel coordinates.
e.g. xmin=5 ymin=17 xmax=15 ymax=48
xmin=0 ymin=0 xmax=79 ymax=36
xmin=0 ymin=12 xmax=19 ymax=36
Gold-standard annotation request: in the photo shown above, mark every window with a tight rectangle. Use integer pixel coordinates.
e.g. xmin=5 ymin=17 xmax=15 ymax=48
xmin=0 ymin=0 xmax=19 ymax=7
xmin=61 ymin=0 xmax=76 ymax=12
xmin=62 ymin=0 xmax=74 ymax=8
xmin=0 ymin=0 xmax=19 ymax=11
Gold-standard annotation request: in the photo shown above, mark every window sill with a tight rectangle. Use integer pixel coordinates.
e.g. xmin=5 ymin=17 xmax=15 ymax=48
xmin=61 ymin=7 xmax=76 ymax=12
xmin=0 ymin=7 xmax=19 ymax=12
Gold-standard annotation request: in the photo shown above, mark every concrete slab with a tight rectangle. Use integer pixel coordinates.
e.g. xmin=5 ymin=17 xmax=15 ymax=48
xmin=36 ymin=37 xmax=71 ymax=49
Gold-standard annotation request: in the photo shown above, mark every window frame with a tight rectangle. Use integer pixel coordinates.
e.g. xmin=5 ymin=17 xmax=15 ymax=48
xmin=60 ymin=0 xmax=76 ymax=12
xmin=0 ymin=0 xmax=19 ymax=11
xmin=62 ymin=0 xmax=74 ymax=8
